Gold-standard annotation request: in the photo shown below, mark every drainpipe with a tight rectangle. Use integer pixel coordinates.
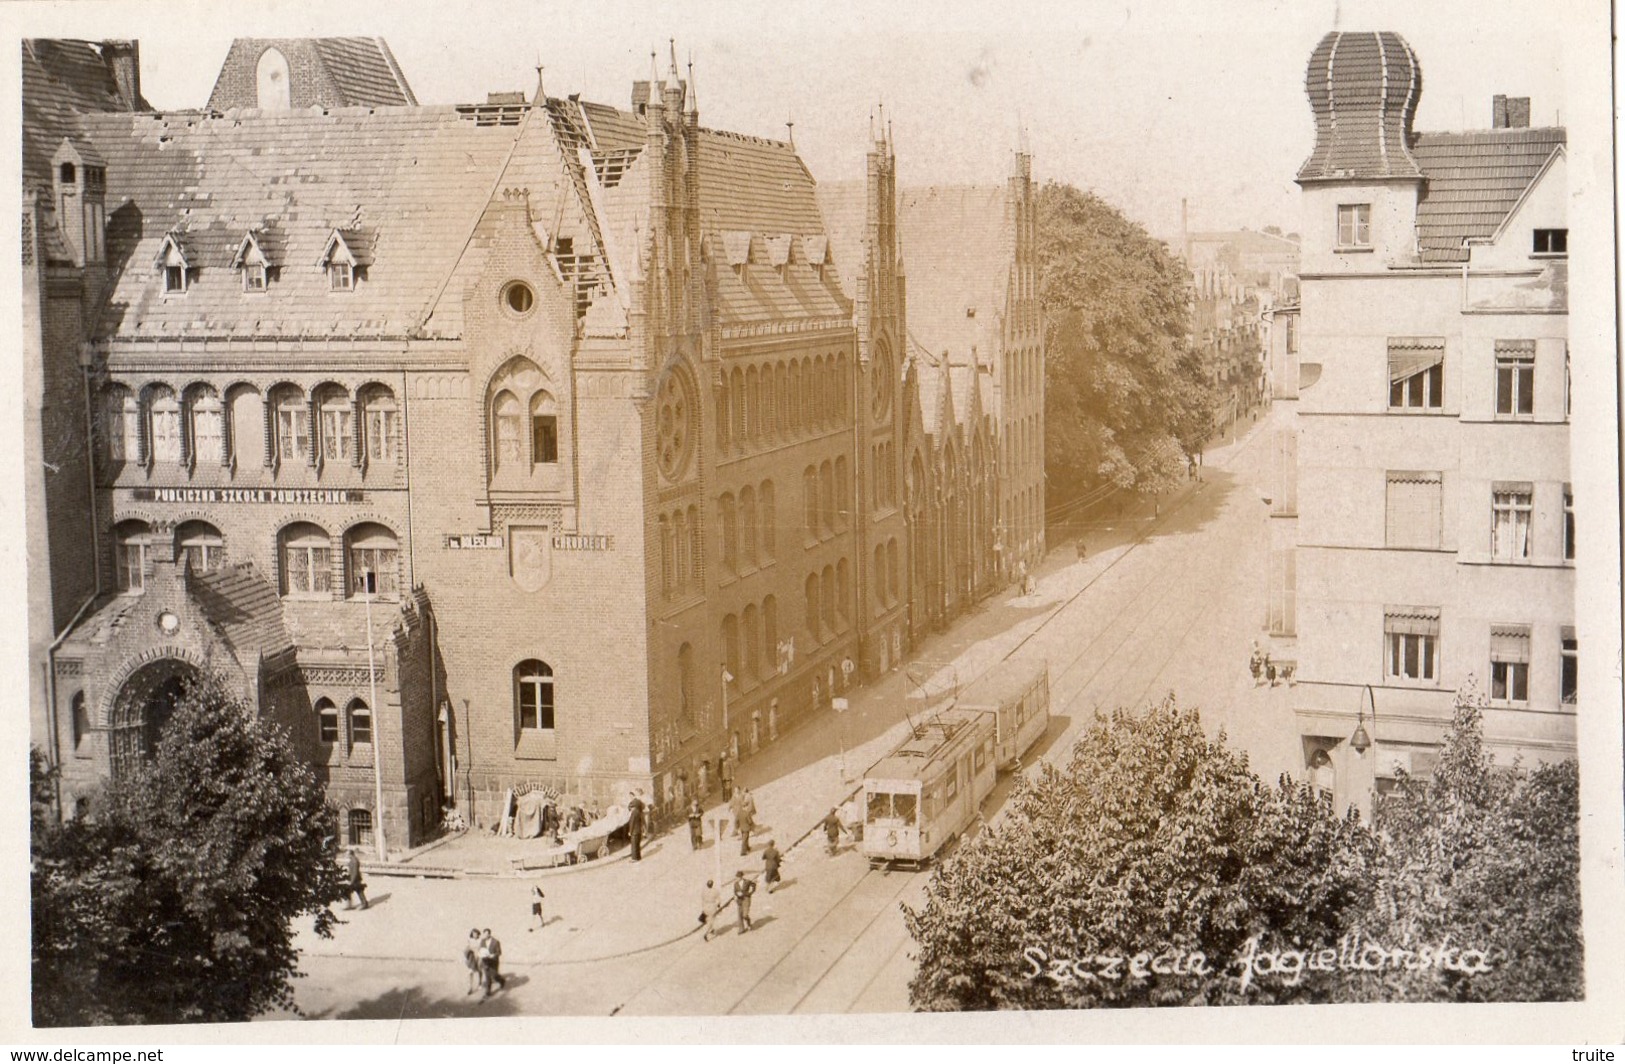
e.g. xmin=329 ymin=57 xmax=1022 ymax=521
xmin=1461 ymin=237 xmax=1493 ymax=311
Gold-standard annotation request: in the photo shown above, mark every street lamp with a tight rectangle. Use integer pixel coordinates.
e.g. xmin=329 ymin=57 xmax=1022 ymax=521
xmin=721 ymin=666 xmax=734 ymax=734
xmin=1350 ymin=683 xmax=1375 ymax=756
xmin=362 ymin=569 xmax=386 ymax=861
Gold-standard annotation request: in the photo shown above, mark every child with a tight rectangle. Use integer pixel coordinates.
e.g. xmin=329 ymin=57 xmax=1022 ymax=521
xmin=529 ymin=884 xmax=546 ymax=931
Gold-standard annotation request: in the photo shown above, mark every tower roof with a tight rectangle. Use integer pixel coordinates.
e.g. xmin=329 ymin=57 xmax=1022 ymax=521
xmin=1297 ymin=30 xmax=1424 ymax=182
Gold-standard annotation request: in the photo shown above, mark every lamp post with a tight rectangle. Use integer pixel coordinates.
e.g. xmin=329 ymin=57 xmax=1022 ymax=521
xmin=1350 ymin=683 xmax=1375 ymax=757
xmin=1347 ymin=683 xmax=1377 ymax=820
xmin=362 ymin=569 xmax=386 ymax=861
xmin=721 ymin=665 xmax=734 ymax=735
xmin=462 ymin=698 xmax=473 ymax=821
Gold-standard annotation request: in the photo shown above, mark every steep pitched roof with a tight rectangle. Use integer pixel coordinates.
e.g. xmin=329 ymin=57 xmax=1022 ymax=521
xmin=206 ymin=38 xmax=416 ymax=111
xmin=898 ymin=185 xmax=1010 ymax=369
xmin=1412 ymin=127 xmax=1566 ymax=263
xmin=22 ymin=39 xmax=144 ymax=192
xmin=812 ymin=179 xmax=869 ymax=305
xmin=81 ymin=106 xmax=526 ymax=341
xmin=190 ymin=562 xmax=294 ymax=666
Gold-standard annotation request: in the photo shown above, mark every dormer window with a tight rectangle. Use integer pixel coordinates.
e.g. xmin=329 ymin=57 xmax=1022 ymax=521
xmin=155 ymin=233 xmax=191 ymax=295
xmin=233 ymin=231 xmax=275 ymax=293
xmin=1533 ymin=228 xmax=1567 ymax=256
xmin=318 ymin=228 xmax=371 ymax=293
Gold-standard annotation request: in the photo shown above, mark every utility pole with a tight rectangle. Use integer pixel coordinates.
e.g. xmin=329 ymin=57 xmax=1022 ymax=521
xmin=364 ymin=569 xmax=386 ymax=861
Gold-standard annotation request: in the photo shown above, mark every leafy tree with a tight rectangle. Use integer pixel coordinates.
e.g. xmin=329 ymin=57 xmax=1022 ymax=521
xmin=1352 ymin=681 xmax=1583 ymax=1002
xmin=903 ymin=696 xmax=1377 ymax=1010
xmin=1038 ymin=183 xmax=1218 ymax=509
xmin=31 ymin=677 xmax=347 ymax=1026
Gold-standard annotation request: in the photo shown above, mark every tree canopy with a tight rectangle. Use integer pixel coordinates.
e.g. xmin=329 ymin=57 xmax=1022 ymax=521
xmin=1038 ymin=182 xmax=1217 ymax=506
xmin=31 ymin=677 xmax=347 ymax=1026
xmin=904 ymin=696 xmax=1377 ymax=1010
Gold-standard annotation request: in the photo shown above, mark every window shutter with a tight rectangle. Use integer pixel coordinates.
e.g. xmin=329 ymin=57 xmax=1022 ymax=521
xmin=1387 ymin=338 xmax=1445 ymax=383
xmin=1490 ymin=625 xmax=1530 ymax=663
xmin=1384 ymin=606 xmax=1440 ymax=637
xmin=1386 ymin=471 xmax=1442 ymax=548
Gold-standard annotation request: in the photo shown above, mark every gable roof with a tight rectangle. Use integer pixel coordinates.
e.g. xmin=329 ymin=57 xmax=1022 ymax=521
xmin=22 ymin=38 xmax=146 ymax=193
xmin=812 ymin=179 xmax=870 ymax=305
xmin=206 ymin=38 xmax=417 ymax=111
xmin=1411 ymin=127 xmax=1566 ymax=263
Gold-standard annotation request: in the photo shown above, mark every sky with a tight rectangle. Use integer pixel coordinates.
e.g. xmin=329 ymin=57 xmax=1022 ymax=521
xmin=8 ymin=0 xmax=1583 ymax=246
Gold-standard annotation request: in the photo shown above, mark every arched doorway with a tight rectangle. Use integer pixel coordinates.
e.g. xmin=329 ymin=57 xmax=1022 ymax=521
xmin=109 ymin=658 xmax=200 ymax=777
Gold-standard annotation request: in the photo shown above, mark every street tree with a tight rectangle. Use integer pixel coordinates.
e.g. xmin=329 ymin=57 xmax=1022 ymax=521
xmin=1352 ymin=680 xmax=1583 ymax=1002
xmin=903 ymin=696 xmax=1377 ymax=1010
xmin=1038 ymin=182 xmax=1219 ymax=510
xmin=31 ymin=677 xmax=347 ymax=1026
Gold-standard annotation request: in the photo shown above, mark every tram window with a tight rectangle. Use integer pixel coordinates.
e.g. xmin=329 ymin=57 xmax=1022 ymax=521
xmin=944 ymin=772 xmax=958 ymax=801
xmin=892 ymin=793 xmax=917 ymax=824
xmin=868 ymin=791 xmax=892 ymax=820
xmin=974 ymin=746 xmax=986 ymax=772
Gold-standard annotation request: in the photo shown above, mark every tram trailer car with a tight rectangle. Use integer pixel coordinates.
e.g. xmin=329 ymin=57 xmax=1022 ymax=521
xmin=956 ymin=658 xmax=1050 ymax=769
xmin=861 ymin=708 xmax=997 ymax=869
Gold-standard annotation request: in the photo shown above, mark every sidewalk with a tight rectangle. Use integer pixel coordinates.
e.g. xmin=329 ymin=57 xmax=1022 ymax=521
xmin=302 ymin=410 xmax=1280 ymax=972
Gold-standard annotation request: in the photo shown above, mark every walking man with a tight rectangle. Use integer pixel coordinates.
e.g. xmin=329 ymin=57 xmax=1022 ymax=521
xmin=738 ymin=788 xmax=757 ymax=855
xmin=687 ymin=797 xmax=704 ymax=850
xmin=627 ymin=788 xmax=646 ymax=862
xmin=701 ymin=878 xmax=725 ymax=941
xmin=761 ymin=839 xmax=782 ymax=894
xmin=478 ymin=928 xmax=506 ymax=997
xmin=344 ymin=847 xmax=368 ymax=910
xmin=529 ymin=884 xmax=546 ymax=932
xmin=822 ymin=807 xmax=843 ymax=856
xmin=732 ymin=870 xmax=756 ymax=934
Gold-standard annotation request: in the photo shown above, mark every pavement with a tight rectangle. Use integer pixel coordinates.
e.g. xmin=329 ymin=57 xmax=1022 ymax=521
xmin=277 ymin=406 xmax=1285 ymax=1019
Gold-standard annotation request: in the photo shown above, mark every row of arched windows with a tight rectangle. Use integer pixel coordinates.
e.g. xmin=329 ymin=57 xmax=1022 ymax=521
xmin=722 ymin=595 xmax=780 ymax=692
xmin=716 ymin=352 xmax=851 ymax=456
xmin=112 ymin=518 xmax=401 ymax=599
xmin=658 ymin=504 xmax=703 ymax=599
xmin=102 ymin=381 xmax=398 ymax=475
xmin=315 ymin=697 xmax=373 ymax=750
xmin=718 ymin=480 xmax=776 ymax=577
xmin=802 ymin=458 xmax=850 ymax=542
xmin=803 ymin=559 xmax=851 ymax=644
xmin=871 ymin=439 xmax=898 ymax=510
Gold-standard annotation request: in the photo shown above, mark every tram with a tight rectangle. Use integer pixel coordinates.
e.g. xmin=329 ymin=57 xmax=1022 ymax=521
xmin=861 ymin=660 xmax=1050 ymax=868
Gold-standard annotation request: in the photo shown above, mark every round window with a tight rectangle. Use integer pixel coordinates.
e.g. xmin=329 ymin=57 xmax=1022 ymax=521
xmin=655 ymin=370 xmax=695 ymax=482
xmin=502 ymin=281 xmax=536 ymax=316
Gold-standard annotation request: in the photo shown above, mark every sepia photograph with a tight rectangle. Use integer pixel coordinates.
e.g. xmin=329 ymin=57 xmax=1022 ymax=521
xmin=5 ymin=0 xmax=1621 ymax=1045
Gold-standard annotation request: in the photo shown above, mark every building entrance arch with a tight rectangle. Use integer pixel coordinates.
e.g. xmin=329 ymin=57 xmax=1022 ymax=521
xmin=109 ymin=658 xmax=200 ymax=778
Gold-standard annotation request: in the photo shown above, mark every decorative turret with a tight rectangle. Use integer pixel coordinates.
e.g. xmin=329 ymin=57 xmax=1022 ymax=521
xmin=1297 ymin=31 xmax=1423 ymax=183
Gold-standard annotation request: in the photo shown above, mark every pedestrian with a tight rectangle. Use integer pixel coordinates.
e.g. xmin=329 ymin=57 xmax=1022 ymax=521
xmin=738 ymin=788 xmax=757 ymax=855
xmin=822 ymin=807 xmax=842 ymax=856
xmin=529 ymin=884 xmax=546 ymax=932
xmin=732 ymin=870 xmax=756 ymax=933
xmin=761 ymin=839 xmax=782 ymax=893
xmin=478 ymin=928 xmax=506 ymax=997
xmin=1248 ymin=641 xmax=1264 ymax=686
xmin=687 ymin=797 xmax=704 ymax=850
xmin=344 ymin=847 xmax=368 ymax=910
xmin=627 ymin=788 xmax=645 ymax=862
xmin=701 ymin=878 xmax=725 ymax=941
xmin=1076 ymin=538 xmax=1087 ymax=562
xmin=719 ymin=752 xmax=735 ymax=801
xmin=1266 ymin=656 xmax=1278 ymax=687
xmin=463 ymin=928 xmax=482 ymax=995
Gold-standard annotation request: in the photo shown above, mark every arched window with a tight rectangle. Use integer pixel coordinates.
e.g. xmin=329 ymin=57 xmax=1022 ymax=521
xmin=675 ymin=508 xmax=691 ymax=590
xmin=874 ymin=544 xmax=887 ymax=610
xmin=362 ymin=387 xmax=398 ymax=465
xmin=887 ymin=538 xmax=900 ymax=601
xmin=804 ymin=573 xmax=820 ymax=641
xmin=743 ymin=603 xmax=761 ymax=681
xmin=819 ymin=461 xmax=836 ymax=532
xmin=175 ymin=520 xmax=224 ymax=573
xmin=763 ymin=596 xmax=779 ymax=675
xmin=730 ymin=369 xmax=745 ymax=448
xmin=677 ymin=643 xmax=695 ymax=730
xmin=515 ymin=659 xmax=555 ymax=731
xmin=104 ymin=386 xmax=139 ymax=463
xmin=315 ymin=698 xmax=340 ymax=744
xmin=837 ymin=557 xmax=851 ymax=624
xmin=821 ymin=565 xmax=835 ymax=633
xmin=659 ymin=514 xmax=674 ymax=597
xmin=189 ymin=386 xmax=223 ymax=465
xmin=256 ymin=47 xmax=292 ymax=110
xmin=347 ymin=808 xmax=373 ymax=848
xmin=492 ymin=390 xmax=522 ymax=472
xmin=717 ymin=380 xmax=732 ymax=451
xmin=762 ymin=364 xmax=777 ymax=439
xmin=148 ymin=386 xmax=181 ymax=464
xmin=346 ymin=523 xmax=399 ymax=598
xmin=280 ymin=522 xmax=332 ymax=596
xmin=790 ymin=361 xmax=804 ymax=434
xmin=760 ymin=479 xmax=776 ymax=561
xmin=71 ymin=692 xmax=90 ymax=756
xmin=227 ymin=384 xmax=260 ymax=468
xmin=530 ymin=391 xmax=558 ymax=465
xmin=834 ymin=456 xmax=850 ymax=528
xmin=317 ymin=386 xmax=353 ymax=464
xmin=722 ymin=616 xmax=740 ymax=688
xmin=272 ymin=386 xmax=311 ymax=465
xmin=803 ymin=466 xmax=818 ymax=539
xmin=740 ymin=486 xmax=758 ymax=570
xmin=347 ymin=699 xmax=372 ymax=746
xmin=719 ymin=493 xmax=737 ymax=573
xmin=114 ymin=520 xmax=150 ymax=592
xmin=746 ymin=365 xmax=760 ymax=445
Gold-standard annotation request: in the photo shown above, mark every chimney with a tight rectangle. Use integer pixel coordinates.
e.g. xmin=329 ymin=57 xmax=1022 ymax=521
xmin=1492 ymin=94 xmax=1508 ymax=128
xmin=101 ymin=40 xmax=142 ymax=111
xmin=1493 ymin=95 xmax=1530 ymax=129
